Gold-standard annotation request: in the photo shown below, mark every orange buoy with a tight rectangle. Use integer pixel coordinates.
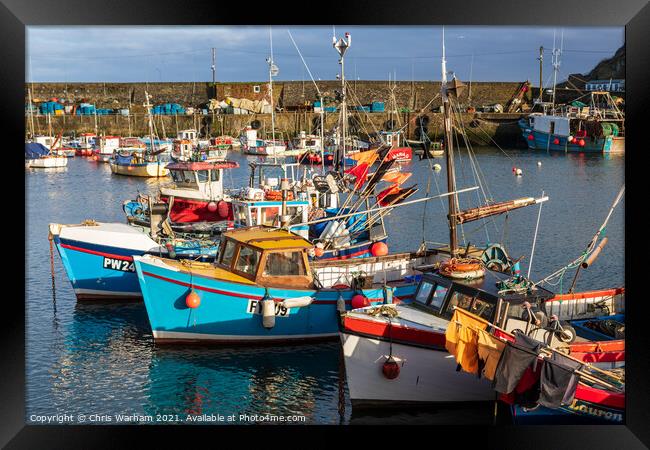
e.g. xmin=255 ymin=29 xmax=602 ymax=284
xmin=351 ymin=294 xmax=370 ymax=309
xmin=186 ymin=290 xmax=201 ymax=309
xmin=314 ymin=247 xmax=324 ymax=257
xmin=370 ymin=242 xmax=388 ymax=257
xmin=579 ymin=139 xmax=586 ymax=147
xmin=382 ymin=357 xmax=400 ymax=379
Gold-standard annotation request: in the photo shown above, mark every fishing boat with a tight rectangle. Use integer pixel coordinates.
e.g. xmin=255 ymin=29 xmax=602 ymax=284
xmin=75 ymin=133 xmax=96 ymax=156
xmin=92 ymin=135 xmax=121 ymax=162
xmin=110 ymin=150 xmax=170 ymax=177
xmin=48 ymin=218 xmax=222 ymax=300
xmin=25 ymin=142 xmax=68 ymax=168
xmin=133 ymin=225 xmax=439 ymax=344
xmin=518 ymin=39 xmax=624 ymax=154
xmin=519 ymin=92 xmax=624 ymax=154
xmin=110 ymin=92 xmax=171 ymax=178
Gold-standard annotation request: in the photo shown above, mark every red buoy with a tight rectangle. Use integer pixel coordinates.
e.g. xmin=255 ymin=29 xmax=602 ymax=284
xmin=327 ymin=155 xmax=333 ymax=160
xmin=186 ymin=290 xmax=201 ymax=309
xmin=382 ymin=358 xmax=400 ymax=379
xmin=217 ymin=200 xmax=230 ymax=219
xmin=351 ymin=294 xmax=370 ymax=309
xmin=553 ymin=138 xmax=560 ymax=145
xmin=207 ymin=201 xmax=218 ymax=212
xmin=527 ymin=134 xmax=534 ymax=141
xmin=370 ymin=242 xmax=388 ymax=257
xmin=579 ymin=139 xmax=586 ymax=147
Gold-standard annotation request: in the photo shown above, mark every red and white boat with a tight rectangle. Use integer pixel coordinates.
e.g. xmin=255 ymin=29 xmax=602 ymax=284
xmin=340 ymin=268 xmax=625 ymax=407
xmin=92 ymin=135 xmax=121 ymax=162
xmin=159 ymin=160 xmax=240 ymax=223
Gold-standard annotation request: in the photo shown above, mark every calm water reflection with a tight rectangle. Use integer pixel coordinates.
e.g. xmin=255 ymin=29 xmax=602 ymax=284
xmin=26 ymin=148 xmax=624 ymax=424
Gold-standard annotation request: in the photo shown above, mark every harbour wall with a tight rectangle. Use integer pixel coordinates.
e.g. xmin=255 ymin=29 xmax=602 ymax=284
xmin=25 ymin=81 xmax=537 ymax=146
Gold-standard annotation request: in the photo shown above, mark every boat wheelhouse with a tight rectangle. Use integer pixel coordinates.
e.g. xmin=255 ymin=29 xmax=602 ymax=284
xmin=159 ymin=160 xmax=240 ymax=223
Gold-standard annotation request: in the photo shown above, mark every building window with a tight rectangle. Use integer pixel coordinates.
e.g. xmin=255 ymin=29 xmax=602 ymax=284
xmin=253 ymin=85 xmax=261 ymax=93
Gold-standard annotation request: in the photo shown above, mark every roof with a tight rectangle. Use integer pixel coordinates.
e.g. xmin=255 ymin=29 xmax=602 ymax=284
xmin=166 ymin=160 xmax=239 ymax=171
xmin=222 ymin=226 xmax=313 ymax=250
xmin=423 ymin=269 xmax=555 ymax=303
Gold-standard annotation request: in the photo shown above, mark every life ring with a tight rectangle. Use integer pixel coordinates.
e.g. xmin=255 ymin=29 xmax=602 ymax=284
xmin=439 ymin=258 xmax=485 ymax=279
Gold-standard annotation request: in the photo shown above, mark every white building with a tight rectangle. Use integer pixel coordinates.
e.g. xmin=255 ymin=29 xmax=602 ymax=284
xmin=585 ymin=79 xmax=625 ymax=92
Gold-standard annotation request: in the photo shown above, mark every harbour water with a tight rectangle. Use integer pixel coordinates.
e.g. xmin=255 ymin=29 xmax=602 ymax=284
xmin=26 ymin=148 xmax=624 ymax=424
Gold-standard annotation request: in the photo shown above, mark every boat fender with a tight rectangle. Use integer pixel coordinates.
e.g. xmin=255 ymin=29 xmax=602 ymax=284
xmin=281 ymin=296 xmax=313 ymax=309
xmin=207 ymin=201 xmax=218 ymax=212
xmin=382 ymin=356 xmax=400 ymax=380
xmin=261 ymin=298 xmax=276 ymax=329
xmin=336 ymin=292 xmax=346 ymax=313
xmin=433 ymin=164 xmax=441 ymax=171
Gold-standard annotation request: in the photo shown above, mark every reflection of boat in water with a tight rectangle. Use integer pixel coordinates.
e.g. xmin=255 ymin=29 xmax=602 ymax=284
xmin=47 ymin=301 xmax=153 ymax=416
xmin=145 ymin=343 xmax=344 ymax=422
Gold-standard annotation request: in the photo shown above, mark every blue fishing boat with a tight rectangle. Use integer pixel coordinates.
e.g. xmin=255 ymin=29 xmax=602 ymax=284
xmin=519 ymin=93 xmax=624 ymax=154
xmin=133 ymin=226 xmax=437 ymax=344
xmin=49 ymin=221 xmax=219 ymax=300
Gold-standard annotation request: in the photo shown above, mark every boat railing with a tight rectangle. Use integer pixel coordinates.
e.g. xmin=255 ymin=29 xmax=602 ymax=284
xmin=542 ymin=288 xmax=625 ymax=321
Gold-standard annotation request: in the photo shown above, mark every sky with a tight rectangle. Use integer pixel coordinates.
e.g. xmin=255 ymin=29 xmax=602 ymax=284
xmin=26 ymin=26 xmax=624 ymax=84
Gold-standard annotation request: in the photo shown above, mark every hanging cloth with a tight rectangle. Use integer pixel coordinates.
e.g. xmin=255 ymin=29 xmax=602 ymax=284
xmin=476 ymin=328 xmax=506 ymax=381
xmin=538 ymin=352 xmax=583 ymax=409
xmin=493 ymin=331 xmax=542 ymax=394
xmin=445 ymin=308 xmax=489 ymax=374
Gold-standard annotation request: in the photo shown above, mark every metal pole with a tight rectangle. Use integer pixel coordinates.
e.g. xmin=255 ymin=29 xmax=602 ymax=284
xmin=527 ymin=190 xmax=545 ymax=279
xmin=538 ymin=46 xmax=544 ymax=103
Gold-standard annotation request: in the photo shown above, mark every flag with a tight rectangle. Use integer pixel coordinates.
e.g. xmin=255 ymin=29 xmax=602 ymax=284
xmin=381 ymin=171 xmax=412 ymax=186
xmin=377 ymin=184 xmax=400 ymax=205
xmin=378 ymin=185 xmax=418 ymax=207
xmin=361 ymin=159 xmax=396 ymax=196
xmin=345 ymin=162 xmax=370 ymax=190
xmin=349 ymin=148 xmax=379 ymax=166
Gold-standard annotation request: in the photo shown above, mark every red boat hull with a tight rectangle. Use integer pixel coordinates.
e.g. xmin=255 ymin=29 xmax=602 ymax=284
xmin=161 ymin=197 xmax=233 ymax=223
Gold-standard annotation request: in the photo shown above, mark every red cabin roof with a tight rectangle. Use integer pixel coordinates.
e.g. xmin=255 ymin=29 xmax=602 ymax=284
xmin=166 ymin=160 xmax=240 ymax=171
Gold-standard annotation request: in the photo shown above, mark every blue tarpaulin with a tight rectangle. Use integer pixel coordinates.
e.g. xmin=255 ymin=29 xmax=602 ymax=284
xmin=25 ymin=142 xmax=49 ymax=159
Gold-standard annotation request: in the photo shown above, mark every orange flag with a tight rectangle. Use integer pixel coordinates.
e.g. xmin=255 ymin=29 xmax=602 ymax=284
xmin=381 ymin=171 xmax=412 ymax=185
xmin=349 ymin=149 xmax=379 ymax=166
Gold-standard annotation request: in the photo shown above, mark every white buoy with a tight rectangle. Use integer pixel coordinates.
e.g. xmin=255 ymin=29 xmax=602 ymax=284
xmin=537 ymin=161 xmax=542 ymax=166
xmin=433 ymin=164 xmax=442 ymax=171
xmin=262 ymin=298 xmax=276 ymax=329
xmin=515 ymin=168 xmax=523 ymax=176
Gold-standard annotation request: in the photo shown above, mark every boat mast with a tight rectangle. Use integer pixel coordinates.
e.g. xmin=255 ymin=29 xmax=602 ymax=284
xmin=333 ymin=31 xmax=351 ymax=175
xmin=27 ymin=87 xmax=35 ymax=139
xmin=441 ymin=27 xmax=459 ymax=257
xmin=267 ymin=27 xmax=278 ymax=147
xmin=144 ymin=91 xmax=156 ymax=155
xmin=551 ymin=30 xmax=563 ymax=108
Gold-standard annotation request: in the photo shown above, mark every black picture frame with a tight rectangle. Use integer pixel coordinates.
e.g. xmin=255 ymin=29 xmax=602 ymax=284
xmin=4 ymin=0 xmax=648 ymax=447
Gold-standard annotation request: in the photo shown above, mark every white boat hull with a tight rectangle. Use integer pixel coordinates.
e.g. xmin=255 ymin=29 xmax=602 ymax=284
xmin=26 ymin=157 xmax=68 ymax=168
xmin=340 ymin=331 xmax=495 ymax=406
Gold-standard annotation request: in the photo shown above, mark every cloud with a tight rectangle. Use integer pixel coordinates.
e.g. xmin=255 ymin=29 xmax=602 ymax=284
xmin=26 ymin=25 xmax=624 ymax=83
